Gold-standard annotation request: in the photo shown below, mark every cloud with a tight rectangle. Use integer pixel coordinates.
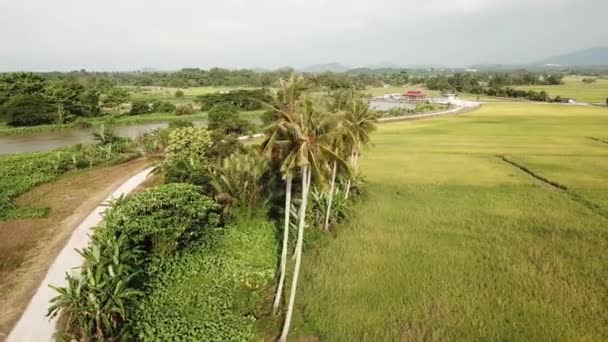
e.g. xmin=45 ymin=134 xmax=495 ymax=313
xmin=0 ymin=0 xmax=606 ymax=71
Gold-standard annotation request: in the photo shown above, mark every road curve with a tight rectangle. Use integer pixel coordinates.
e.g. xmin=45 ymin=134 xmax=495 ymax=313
xmin=7 ymin=167 xmax=155 ymax=342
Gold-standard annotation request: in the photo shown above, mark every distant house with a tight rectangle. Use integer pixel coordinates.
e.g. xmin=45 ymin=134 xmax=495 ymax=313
xmin=442 ymin=93 xmax=457 ymax=102
xmin=403 ymin=90 xmax=426 ymax=102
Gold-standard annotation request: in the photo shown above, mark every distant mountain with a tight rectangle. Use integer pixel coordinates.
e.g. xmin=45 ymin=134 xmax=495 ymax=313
xmin=534 ymin=47 xmax=608 ymax=66
xmin=300 ymin=62 xmax=350 ymax=73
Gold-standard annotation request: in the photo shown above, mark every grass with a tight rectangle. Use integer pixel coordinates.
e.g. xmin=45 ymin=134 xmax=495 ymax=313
xmin=363 ymin=86 xmax=440 ymax=97
xmin=286 ymin=103 xmax=608 ymax=340
xmin=516 ymin=75 xmax=608 ymax=104
xmin=126 ymin=85 xmax=260 ymax=105
xmin=0 ymin=159 xmax=150 ymax=338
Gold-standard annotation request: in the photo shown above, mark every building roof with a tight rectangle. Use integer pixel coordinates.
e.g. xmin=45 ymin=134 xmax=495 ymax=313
xmin=404 ymin=90 xmax=426 ymax=97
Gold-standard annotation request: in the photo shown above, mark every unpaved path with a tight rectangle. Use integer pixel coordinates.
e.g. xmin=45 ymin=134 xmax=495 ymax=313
xmin=6 ymin=166 xmax=154 ymax=342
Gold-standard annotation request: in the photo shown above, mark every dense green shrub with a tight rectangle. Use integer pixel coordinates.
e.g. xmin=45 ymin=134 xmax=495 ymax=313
xmin=196 ymin=89 xmax=271 ymax=111
xmin=168 ymin=119 xmax=193 ymax=129
xmin=129 ymin=214 xmax=276 ymax=341
xmin=173 ymin=103 xmax=195 ymax=115
xmin=174 ymin=90 xmax=185 ymax=98
xmin=100 ymin=183 xmax=221 ymax=255
xmin=308 ymin=188 xmax=350 ymax=230
xmin=165 ymin=127 xmax=211 ymax=164
xmin=48 ymin=234 xmax=143 ymax=341
xmin=152 ymin=100 xmax=176 ymax=113
xmin=129 ymin=99 xmax=151 ymax=115
xmin=163 ymin=127 xmax=213 ymax=185
xmin=211 ymin=151 xmax=269 ymax=210
xmin=208 ymin=103 xmax=252 ymax=135
xmin=3 ymin=94 xmax=56 ymax=126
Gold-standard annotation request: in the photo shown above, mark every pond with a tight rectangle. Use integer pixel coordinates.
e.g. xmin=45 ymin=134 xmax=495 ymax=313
xmin=0 ymin=121 xmax=204 ymax=155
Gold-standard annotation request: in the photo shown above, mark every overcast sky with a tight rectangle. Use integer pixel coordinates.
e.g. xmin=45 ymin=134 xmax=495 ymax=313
xmin=1 ymin=0 xmax=607 ymax=71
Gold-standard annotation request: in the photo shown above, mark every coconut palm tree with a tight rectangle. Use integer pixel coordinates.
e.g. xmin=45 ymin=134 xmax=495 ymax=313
xmin=277 ymin=97 xmax=347 ymax=342
xmin=322 ymin=107 xmax=354 ymax=231
xmin=343 ymin=97 xmax=377 ymax=198
xmin=261 ymin=74 xmax=308 ymax=314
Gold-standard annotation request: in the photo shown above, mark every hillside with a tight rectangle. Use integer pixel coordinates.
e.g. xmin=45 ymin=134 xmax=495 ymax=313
xmin=535 ymin=47 xmax=608 ymax=66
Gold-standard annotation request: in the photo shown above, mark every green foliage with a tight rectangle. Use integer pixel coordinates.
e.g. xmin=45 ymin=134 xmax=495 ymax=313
xmin=151 ymin=100 xmax=176 ymax=113
xmin=0 ymin=144 xmax=137 ymax=219
xmin=168 ymin=119 xmax=193 ymax=129
xmin=208 ymin=131 xmax=245 ymax=162
xmin=102 ymin=87 xmax=130 ymax=110
xmin=129 ymin=214 xmax=276 ymax=341
xmin=92 ymin=123 xmax=118 ymax=145
xmin=129 ymin=99 xmax=151 ymax=115
xmin=100 ymin=183 xmax=220 ymax=255
xmin=2 ymin=94 xmax=56 ymax=126
xmin=174 ymin=89 xmax=184 ymax=98
xmin=208 ymin=103 xmax=252 ymax=135
xmin=173 ymin=103 xmax=195 ymax=115
xmin=196 ymin=89 xmax=271 ymax=111
xmin=48 ymin=234 xmax=143 ymax=341
xmin=136 ymin=129 xmax=168 ymax=155
xmin=211 ymin=151 xmax=269 ymax=210
xmin=308 ymin=188 xmax=350 ymax=230
xmin=165 ymin=127 xmax=211 ymax=164
xmin=582 ymin=78 xmax=597 ymax=84
xmin=163 ymin=127 xmax=213 ymax=185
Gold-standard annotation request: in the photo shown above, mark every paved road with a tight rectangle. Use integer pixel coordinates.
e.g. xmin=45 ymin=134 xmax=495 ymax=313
xmin=7 ymin=167 xmax=155 ymax=342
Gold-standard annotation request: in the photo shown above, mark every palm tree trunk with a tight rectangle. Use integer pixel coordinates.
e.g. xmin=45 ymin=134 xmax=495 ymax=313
xmin=273 ymin=176 xmax=292 ymax=313
xmin=279 ymin=165 xmax=310 ymax=342
xmin=323 ymin=160 xmax=337 ymax=231
xmin=345 ymin=150 xmax=355 ymax=199
xmin=292 ymin=170 xmax=310 ymax=260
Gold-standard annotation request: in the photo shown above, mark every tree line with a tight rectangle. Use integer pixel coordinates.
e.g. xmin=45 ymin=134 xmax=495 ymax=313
xmin=0 ymin=73 xmax=129 ymax=126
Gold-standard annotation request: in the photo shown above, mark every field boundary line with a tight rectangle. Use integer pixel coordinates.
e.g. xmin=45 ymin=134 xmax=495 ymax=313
xmin=499 ymin=155 xmax=608 ymax=220
xmin=498 ymin=155 xmax=568 ymax=190
xmin=589 ymin=137 xmax=608 ymax=145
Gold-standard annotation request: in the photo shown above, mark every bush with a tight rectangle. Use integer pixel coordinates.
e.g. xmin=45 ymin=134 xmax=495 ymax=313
xmin=174 ymin=90 xmax=184 ymax=98
xmin=208 ymin=103 xmax=252 ymax=135
xmin=129 ymin=99 xmax=151 ymax=115
xmin=3 ymin=94 xmax=56 ymax=126
xmin=308 ymin=188 xmax=350 ymax=230
xmin=163 ymin=127 xmax=213 ymax=185
xmin=196 ymin=89 xmax=271 ymax=111
xmin=165 ymin=127 xmax=211 ymax=164
xmin=49 ymin=184 xmax=221 ymax=341
xmin=152 ymin=100 xmax=176 ymax=113
xmin=173 ymin=104 xmax=195 ymax=116
xmin=48 ymin=234 xmax=143 ymax=341
xmin=128 ymin=214 xmax=276 ymax=341
xmin=100 ymin=183 xmax=221 ymax=255
xmin=168 ymin=119 xmax=193 ymax=129
xmin=211 ymin=151 xmax=268 ymax=210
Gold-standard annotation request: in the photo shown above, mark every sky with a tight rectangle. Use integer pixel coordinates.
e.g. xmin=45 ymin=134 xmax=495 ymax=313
xmin=1 ymin=0 xmax=607 ymax=71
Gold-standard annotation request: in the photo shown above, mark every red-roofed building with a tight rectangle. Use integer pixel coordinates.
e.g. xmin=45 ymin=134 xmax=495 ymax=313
xmin=403 ymin=90 xmax=426 ymax=102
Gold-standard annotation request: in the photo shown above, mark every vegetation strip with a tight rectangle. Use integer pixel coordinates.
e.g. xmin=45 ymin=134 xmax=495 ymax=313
xmin=500 ymin=155 xmax=608 ymax=219
xmin=499 ymin=155 xmax=568 ymax=190
xmin=589 ymin=137 xmax=608 ymax=145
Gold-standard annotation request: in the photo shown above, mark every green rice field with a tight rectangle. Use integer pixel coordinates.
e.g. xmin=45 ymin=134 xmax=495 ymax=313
xmin=288 ymin=103 xmax=608 ymax=340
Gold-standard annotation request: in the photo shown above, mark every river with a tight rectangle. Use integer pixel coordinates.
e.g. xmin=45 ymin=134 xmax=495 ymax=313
xmin=0 ymin=121 xmax=203 ymax=155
